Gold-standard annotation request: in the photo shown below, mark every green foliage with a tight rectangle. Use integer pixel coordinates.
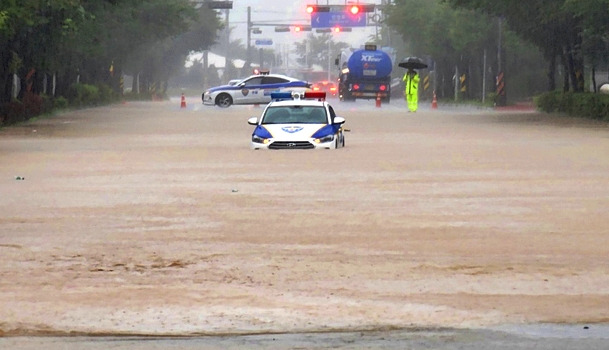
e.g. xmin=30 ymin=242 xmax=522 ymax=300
xmin=66 ymin=83 xmax=100 ymax=107
xmin=0 ymin=101 xmax=26 ymax=126
xmin=387 ymin=0 xmax=547 ymax=102
xmin=443 ymin=0 xmax=604 ymax=93
xmin=96 ymin=84 xmax=117 ymax=104
xmin=53 ymin=96 xmax=69 ymax=110
xmin=1 ymin=0 xmax=221 ymax=106
xmin=536 ymin=91 xmax=609 ymax=121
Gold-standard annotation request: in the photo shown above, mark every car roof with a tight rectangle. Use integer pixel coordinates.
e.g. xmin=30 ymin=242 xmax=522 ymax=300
xmin=267 ymin=99 xmax=328 ymax=108
xmin=243 ymin=74 xmax=303 ymax=82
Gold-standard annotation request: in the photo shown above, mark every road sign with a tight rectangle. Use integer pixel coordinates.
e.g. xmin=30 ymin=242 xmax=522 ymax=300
xmin=255 ymin=39 xmax=273 ymax=46
xmin=311 ymin=12 xmax=366 ymax=28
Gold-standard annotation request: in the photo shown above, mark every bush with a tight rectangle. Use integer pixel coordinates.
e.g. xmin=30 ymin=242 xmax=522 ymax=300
xmin=1 ymin=101 xmax=26 ymax=126
xmin=97 ymin=84 xmax=117 ymax=103
xmin=40 ymin=94 xmax=54 ymax=113
xmin=66 ymin=83 xmax=100 ymax=107
xmin=535 ymin=91 xmax=609 ymax=121
xmin=22 ymin=92 xmax=44 ymax=118
xmin=53 ymin=96 xmax=69 ymax=109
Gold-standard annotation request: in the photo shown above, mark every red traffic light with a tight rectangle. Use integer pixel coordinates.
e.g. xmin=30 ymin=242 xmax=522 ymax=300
xmin=345 ymin=4 xmax=375 ymax=13
xmin=306 ymin=4 xmax=330 ymax=13
xmin=332 ymin=26 xmax=352 ymax=33
xmin=294 ymin=25 xmax=301 ymax=32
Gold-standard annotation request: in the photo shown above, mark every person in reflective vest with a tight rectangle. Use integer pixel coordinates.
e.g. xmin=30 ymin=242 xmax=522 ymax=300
xmin=403 ymin=68 xmax=420 ymax=112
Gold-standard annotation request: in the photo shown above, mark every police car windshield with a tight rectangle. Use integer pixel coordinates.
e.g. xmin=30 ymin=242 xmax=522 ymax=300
xmin=261 ymin=106 xmax=327 ymax=124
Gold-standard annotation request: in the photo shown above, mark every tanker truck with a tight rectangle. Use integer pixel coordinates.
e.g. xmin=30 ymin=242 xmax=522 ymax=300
xmin=335 ymin=44 xmax=393 ymax=103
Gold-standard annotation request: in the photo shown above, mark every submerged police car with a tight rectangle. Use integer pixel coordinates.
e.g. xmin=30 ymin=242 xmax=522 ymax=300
xmin=202 ymin=73 xmax=311 ymax=108
xmin=247 ymin=91 xmax=346 ymax=150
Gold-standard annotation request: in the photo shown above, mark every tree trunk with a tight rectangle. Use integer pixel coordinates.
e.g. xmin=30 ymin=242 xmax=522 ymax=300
xmin=560 ymin=52 xmax=569 ymax=92
xmin=592 ymin=66 xmax=597 ymax=93
xmin=0 ymin=51 xmax=13 ymax=104
xmin=547 ymin=53 xmax=556 ymax=92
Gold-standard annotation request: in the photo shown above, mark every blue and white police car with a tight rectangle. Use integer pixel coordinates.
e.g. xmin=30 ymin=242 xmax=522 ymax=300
xmin=247 ymin=92 xmax=346 ymax=150
xmin=202 ymin=74 xmax=311 ymax=108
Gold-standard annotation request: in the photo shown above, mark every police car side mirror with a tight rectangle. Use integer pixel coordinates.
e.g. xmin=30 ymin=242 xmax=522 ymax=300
xmin=247 ymin=117 xmax=258 ymax=125
xmin=333 ymin=116 xmax=345 ymax=125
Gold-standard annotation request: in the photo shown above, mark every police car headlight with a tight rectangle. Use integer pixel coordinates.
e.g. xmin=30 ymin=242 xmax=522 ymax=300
xmin=252 ymin=135 xmax=270 ymax=144
xmin=315 ymin=134 xmax=334 ymax=143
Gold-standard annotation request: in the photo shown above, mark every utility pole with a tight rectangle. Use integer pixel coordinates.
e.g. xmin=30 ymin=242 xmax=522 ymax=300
xmin=225 ymin=8 xmax=230 ymax=76
xmin=327 ymin=39 xmax=332 ymax=81
xmin=496 ymin=16 xmax=506 ymax=106
xmin=247 ymin=6 xmax=252 ymax=67
xmin=482 ymin=49 xmax=487 ymax=104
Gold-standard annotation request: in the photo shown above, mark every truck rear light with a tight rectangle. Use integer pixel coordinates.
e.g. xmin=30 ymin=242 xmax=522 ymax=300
xmin=352 ymin=84 xmax=360 ymax=90
xmin=379 ymin=85 xmax=387 ymax=91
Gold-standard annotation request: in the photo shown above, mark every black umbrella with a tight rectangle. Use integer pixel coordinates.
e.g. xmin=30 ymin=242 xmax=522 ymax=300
xmin=398 ymin=57 xmax=428 ymax=70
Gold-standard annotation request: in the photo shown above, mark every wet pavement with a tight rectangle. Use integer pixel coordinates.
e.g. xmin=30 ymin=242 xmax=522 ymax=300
xmin=2 ymin=325 xmax=609 ymax=349
xmin=2 ymin=99 xmax=609 ymax=348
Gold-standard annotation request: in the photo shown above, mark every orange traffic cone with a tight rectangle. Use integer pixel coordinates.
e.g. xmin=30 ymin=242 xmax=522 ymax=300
xmin=180 ymin=93 xmax=186 ymax=108
xmin=375 ymin=92 xmax=381 ymax=108
xmin=431 ymin=90 xmax=438 ymax=109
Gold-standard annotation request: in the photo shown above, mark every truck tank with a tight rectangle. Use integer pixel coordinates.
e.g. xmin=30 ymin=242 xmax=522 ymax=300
xmin=337 ymin=45 xmax=393 ymax=102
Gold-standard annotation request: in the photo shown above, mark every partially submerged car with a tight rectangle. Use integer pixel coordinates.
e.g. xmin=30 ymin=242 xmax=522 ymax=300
xmin=247 ymin=92 xmax=346 ymax=150
xmin=202 ymin=74 xmax=311 ymax=108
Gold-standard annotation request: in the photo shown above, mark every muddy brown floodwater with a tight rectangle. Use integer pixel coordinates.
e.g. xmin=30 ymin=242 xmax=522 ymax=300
xmin=1 ymin=99 xmax=609 ymax=338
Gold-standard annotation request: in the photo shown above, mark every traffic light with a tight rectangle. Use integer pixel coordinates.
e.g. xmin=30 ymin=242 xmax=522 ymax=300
xmin=306 ymin=4 xmax=330 ymax=13
xmin=333 ymin=26 xmax=352 ymax=33
xmin=293 ymin=25 xmax=311 ymax=32
xmin=345 ymin=4 xmax=375 ymax=14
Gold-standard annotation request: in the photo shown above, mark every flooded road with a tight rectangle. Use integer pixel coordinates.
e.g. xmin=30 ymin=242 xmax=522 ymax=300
xmin=2 ymin=325 xmax=609 ymax=349
xmin=1 ymin=97 xmax=609 ymax=346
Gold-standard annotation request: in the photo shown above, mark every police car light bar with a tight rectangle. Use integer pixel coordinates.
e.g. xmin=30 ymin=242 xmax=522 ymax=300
xmin=304 ymin=91 xmax=326 ymax=101
xmin=270 ymin=92 xmax=294 ymax=101
xmin=270 ymin=91 xmax=326 ymax=101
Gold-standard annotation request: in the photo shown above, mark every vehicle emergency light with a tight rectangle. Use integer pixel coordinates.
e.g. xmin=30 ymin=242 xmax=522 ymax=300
xmin=270 ymin=92 xmax=294 ymax=101
xmin=304 ymin=91 xmax=326 ymax=100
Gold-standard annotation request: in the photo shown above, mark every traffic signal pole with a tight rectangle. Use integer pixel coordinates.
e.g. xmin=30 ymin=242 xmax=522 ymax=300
xmin=247 ymin=6 xmax=252 ymax=66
